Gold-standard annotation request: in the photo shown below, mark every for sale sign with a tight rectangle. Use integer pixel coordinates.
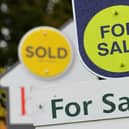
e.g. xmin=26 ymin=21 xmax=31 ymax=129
xmin=73 ymin=0 xmax=129 ymax=78
xmin=31 ymin=79 xmax=129 ymax=127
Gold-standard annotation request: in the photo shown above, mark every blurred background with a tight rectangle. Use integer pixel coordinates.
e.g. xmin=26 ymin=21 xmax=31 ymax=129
xmin=0 ymin=0 xmax=73 ymax=75
xmin=0 ymin=0 xmax=73 ymax=129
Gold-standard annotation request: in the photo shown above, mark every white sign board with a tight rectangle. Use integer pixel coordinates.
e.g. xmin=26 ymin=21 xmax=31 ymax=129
xmin=0 ymin=21 xmax=97 ymax=125
xmin=31 ymin=78 xmax=129 ymax=127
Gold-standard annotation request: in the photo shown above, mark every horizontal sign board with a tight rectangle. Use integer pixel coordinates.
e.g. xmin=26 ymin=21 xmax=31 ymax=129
xmin=32 ymin=78 xmax=129 ymax=126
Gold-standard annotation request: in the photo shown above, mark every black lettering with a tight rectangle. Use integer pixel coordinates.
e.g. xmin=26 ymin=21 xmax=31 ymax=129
xmin=98 ymin=43 xmax=109 ymax=56
xmin=119 ymin=97 xmax=129 ymax=112
xmin=100 ymin=25 xmax=110 ymax=39
xmin=83 ymin=101 xmax=92 ymax=115
xmin=26 ymin=46 xmax=34 ymax=57
xmin=35 ymin=47 xmax=46 ymax=58
xmin=51 ymin=99 xmax=63 ymax=119
xmin=58 ymin=48 xmax=67 ymax=59
xmin=126 ymin=23 xmax=129 ymax=35
xmin=103 ymin=93 xmax=116 ymax=113
xmin=65 ymin=102 xmax=80 ymax=117
xmin=48 ymin=47 xmax=56 ymax=58
xmin=123 ymin=40 xmax=129 ymax=53
xmin=110 ymin=41 xmax=122 ymax=55
xmin=112 ymin=24 xmax=124 ymax=37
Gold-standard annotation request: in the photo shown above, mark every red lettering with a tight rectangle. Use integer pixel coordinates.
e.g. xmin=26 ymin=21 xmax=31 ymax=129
xmin=21 ymin=87 xmax=26 ymax=116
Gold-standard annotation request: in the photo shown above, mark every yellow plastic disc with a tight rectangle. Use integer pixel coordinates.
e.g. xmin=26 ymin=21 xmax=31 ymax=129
xmin=19 ymin=27 xmax=72 ymax=78
xmin=84 ymin=5 xmax=129 ymax=73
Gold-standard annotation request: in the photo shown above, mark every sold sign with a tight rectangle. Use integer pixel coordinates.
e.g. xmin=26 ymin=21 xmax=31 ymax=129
xmin=73 ymin=0 xmax=129 ymax=78
xmin=19 ymin=27 xmax=73 ymax=78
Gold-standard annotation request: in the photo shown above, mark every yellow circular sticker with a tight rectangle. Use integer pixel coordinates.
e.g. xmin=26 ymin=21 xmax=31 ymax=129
xmin=84 ymin=5 xmax=129 ymax=73
xmin=19 ymin=27 xmax=72 ymax=78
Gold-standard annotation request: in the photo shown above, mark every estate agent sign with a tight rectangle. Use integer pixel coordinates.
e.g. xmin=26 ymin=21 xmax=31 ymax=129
xmin=73 ymin=0 xmax=129 ymax=78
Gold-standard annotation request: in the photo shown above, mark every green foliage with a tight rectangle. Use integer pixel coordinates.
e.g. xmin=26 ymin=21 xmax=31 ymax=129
xmin=0 ymin=67 xmax=5 ymax=74
xmin=0 ymin=89 xmax=7 ymax=118
xmin=0 ymin=0 xmax=73 ymax=67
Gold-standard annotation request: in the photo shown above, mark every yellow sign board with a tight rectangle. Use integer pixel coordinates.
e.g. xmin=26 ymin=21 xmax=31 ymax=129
xmin=83 ymin=5 xmax=129 ymax=76
xmin=19 ymin=27 xmax=73 ymax=78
